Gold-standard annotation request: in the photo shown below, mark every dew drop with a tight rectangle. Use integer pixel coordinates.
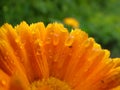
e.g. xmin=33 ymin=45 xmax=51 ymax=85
xmin=20 ymin=58 xmax=24 ymax=63
xmin=35 ymin=39 xmax=43 ymax=46
xmin=38 ymin=42 xmax=43 ymax=47
xmin=32 ymin=31 xmax=35 ymax=35
xmin=53 ymin=57 xmax=58 ymax=62
xmin=48 ymin=50 xmax=52 ymax=53
xmin=50 ymin=32 xmax=53 ymax=35
xmin=20 ymin=45 xmax=23 ymax=49
xmin=15 ymin=39 xmax=19 ymax=43
xmin=84 ymin=39 xmax=91 ymax=48
xmin=53 ymin=34 xmax=59 ymax=45
xmin=0 ymin=79 xmax=6 ymax=86
xmin=46 ymin=37 xmax=51 ymax=44
xmin=4 ymin=56 xmax=8 ymax=60
xmin=69 ymin=53 xmax=72 ymax=56
xmin=60 ymin=28 xmax=67 ymax=32
xmin=6 ymin=52 xmax=9 ymax=55
xmin=65 ymin=35 xmax=74 ymax=47
xmin=10 ymin=60 xmax=15 ymax=64
xmin=49 ymin=55 xmax=52 ymax=59
xmin=36 ymin=51 xmax=41 ymax=56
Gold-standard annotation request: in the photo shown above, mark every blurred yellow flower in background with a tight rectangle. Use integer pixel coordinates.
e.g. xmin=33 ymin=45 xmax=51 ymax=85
xmin=0 ymin=22 xmax=120 ymax=90
xmin=63 ymin=17 xmax=79 ymax=28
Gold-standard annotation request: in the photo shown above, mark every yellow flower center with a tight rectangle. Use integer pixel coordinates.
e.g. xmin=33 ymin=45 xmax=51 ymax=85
xmin=30 ymin=77 xmax=71 ymax=90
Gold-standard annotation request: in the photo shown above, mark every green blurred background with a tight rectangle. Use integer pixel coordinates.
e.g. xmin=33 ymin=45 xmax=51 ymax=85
xmin=0 ymin=0 xmax=120 ymax=57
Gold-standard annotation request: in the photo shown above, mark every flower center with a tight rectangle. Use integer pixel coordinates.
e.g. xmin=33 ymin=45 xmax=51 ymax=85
xmin=30 ymin=77 xmax=71 ymax=90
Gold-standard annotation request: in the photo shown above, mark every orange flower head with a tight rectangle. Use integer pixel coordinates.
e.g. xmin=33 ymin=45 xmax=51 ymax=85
xmin=0 ymin=21 xmax=120 ymax=90
xmin=63 ymin=18 xmax=79 ymax=28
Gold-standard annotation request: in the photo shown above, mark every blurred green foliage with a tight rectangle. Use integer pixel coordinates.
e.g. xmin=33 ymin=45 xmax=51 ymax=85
xmin=0 ymin=0 xmax=120 ymax=57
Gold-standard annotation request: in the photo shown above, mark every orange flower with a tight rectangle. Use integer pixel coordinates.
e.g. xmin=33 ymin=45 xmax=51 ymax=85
xmin=64 ymin=18 xmax=79 ymax=28
xmin=0 ymin=21 xmax=120 ymax=90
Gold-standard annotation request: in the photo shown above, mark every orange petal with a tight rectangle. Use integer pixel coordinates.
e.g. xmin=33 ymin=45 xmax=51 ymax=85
xmin=0 ymin=69 xmax=10 ymax=90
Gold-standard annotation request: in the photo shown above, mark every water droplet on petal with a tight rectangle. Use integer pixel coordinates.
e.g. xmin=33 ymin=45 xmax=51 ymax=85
xmin=38 ymin=42 xmax=43 ymax=47
xmin=32 ymin=31 xmax=35 ymax=35
xmin=36 ymin=51 xmax=41 ymax=56
xmin=53 ymin=34 xmax=59 ymax=45
xmin=84 ymin=40 xmax=90 ymax=48
xmin=20 ymin=45 xmax=23 ymax=49
xmin=4 ymin=56 xmax=8 ymax=60
xmin=65 ymin=35 xmax=74 ymax=47
xmin=49 ymin=55 xmax=52 ymax=59
xmin=10 ymin=59 xmax=15 ymax=65
xmin=84 ymin=38 xmax=93 ymax=48
xmin=35 ymin=39 xmax=43 ymax=46
xmin=46 ymin=38 xmax=51 ymax=44
xmin=20 ymin=58 xmax=24 ymax=63
xmin=69 ymin=53 xmax=72 ymax=56
xmin=15 ymin=39 xmax=19 ymax=43
xmin=48 ymin=50 xmax=52 ymax=53
xmin=0 ymin=79 xmax=6 ymax=86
